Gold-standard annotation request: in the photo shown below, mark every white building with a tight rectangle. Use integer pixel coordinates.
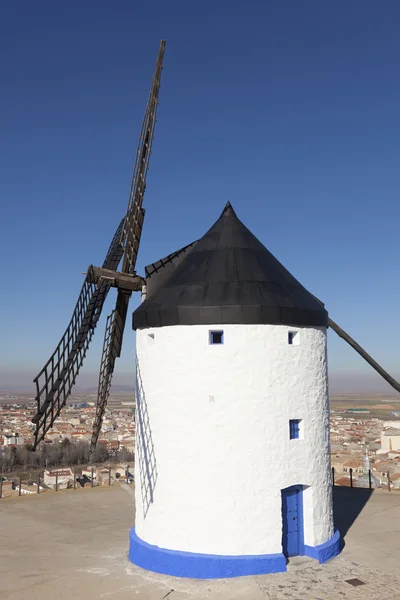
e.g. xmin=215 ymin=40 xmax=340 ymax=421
xmin=129 ymin=203 xmax=339 ymax=578
xmin=3 ymin=433 xmax=25 ymax=446
xmin=381 ymin=430 xmax=400 ymax=452
xmin=44 ymin=468 xmax=74 ymax=490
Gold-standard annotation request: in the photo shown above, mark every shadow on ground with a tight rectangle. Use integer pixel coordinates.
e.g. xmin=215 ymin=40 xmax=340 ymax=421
xmin=333 ymin=486 xmax=373 ymax=548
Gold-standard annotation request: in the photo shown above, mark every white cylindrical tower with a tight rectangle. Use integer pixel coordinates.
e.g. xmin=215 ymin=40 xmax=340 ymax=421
xmin=129 ymin=203 xmax=339 ymax=578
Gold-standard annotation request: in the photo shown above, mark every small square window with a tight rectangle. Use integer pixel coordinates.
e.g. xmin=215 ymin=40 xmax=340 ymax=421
xmin=289 ymin=419 xmax=301 ymax=440
xmin=209 ymin=330 xmax=224 ymax=345
xmin=288 ymin=331 xmax=298 ymax=345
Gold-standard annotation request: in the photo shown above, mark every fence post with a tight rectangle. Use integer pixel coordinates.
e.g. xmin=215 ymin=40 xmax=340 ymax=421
xmin=19 ymin=475 xmax=22 ymax=496
xmin=0 ymin=476 xmax=2 ymax=499
xmin=368 ymin=469 xmax=372 ymax=490
xmin=91 ymin=467 xmax=94 ymax=488
xmin=73 ymin=468 xmax=76 ymax=489
xmin=108 ymin=468 xmax=111 ymax=486
xmin=349 ymin=468 xmax=353 ymax=488
xmin=37 ymin=472 xmax=40 ymax=493
xmin=388 ymin=472 xmax=391 ymax=492
xmin=55 ymin=472 xmax=58 ymax=492
xmin=331 ymin=466 xmax=335 ymax=485
xmin=126 ymin=465 xmax=130 ymax=484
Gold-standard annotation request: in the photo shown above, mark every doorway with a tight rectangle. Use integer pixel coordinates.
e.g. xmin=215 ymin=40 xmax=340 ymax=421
xmin=281 ymin=485 xmax=304 ymax=557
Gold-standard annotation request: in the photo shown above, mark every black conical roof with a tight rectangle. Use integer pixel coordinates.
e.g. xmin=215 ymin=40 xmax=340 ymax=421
xmin=132 ymin=203 xmax=328 ymax=329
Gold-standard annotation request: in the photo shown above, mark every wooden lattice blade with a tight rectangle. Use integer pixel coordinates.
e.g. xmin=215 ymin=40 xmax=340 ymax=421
xmin=32 ymin=278 xmax=111 ymax=449
xmin=120 ymin=40 xmax=166 ymax=275
xmin=89 ymin=290 xmax=131 ymax=455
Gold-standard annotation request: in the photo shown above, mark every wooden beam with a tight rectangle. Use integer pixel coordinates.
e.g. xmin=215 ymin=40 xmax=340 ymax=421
xmin=87 ymin=265 xmax=144 ymax=292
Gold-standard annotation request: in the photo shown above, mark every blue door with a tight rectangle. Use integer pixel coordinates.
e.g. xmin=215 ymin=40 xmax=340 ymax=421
xmin=281 ymin=486 xmax=304 ymax=557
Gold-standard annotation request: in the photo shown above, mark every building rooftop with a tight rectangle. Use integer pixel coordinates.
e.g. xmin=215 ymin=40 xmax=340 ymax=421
xmin=383 ymin=429 xmax=400 ymax=436
xmin=1 ymin=484 xmax=400 ymax=599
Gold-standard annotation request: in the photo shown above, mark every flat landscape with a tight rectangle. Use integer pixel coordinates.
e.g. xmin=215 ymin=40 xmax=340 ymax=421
xmin=329 ymin=394 xmax=400 ymax=420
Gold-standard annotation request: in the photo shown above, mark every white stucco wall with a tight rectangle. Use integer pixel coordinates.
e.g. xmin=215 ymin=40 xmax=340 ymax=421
xmin=134 ymin=323 xmax=333 ymax=556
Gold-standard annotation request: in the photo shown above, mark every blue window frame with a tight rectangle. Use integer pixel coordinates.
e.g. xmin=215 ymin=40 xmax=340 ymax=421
xmin=209 ymin=330 xmax=224 ymax=345
xmin=289 ymin=419 xmax=301 ymax=440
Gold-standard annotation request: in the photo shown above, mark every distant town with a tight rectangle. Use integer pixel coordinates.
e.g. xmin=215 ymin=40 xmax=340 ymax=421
xmin=1 ymin=390 xmax=400 ymax=497
xmin=329 ymin=393 xmax=400 ymax=490
xmin=0 ymin=390 xmax=135 ymax=451
xmin=0 ymin=390 xmax=135 ymax=497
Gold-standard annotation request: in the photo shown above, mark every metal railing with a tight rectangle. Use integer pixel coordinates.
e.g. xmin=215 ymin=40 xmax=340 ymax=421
xmin=331 ymin=466 xmax=392 ymax=491
xmin=0 ymin=465 xmax=133 ymax=499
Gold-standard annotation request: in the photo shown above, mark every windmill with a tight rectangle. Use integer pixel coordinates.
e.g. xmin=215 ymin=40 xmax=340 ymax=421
xmin=31 ymin=40 xmax=166 ymax=453
xmin=129 ymin=204 xmax=400 ymax=578
xmin=32 ymin=37 xmax=400 ymax=466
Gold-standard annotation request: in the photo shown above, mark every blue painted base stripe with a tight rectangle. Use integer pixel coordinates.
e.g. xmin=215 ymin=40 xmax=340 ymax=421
xmin=304 ymin=529 xmax=341 ymax=564
xmin=128 ymin=528 xmax=287 ymax=578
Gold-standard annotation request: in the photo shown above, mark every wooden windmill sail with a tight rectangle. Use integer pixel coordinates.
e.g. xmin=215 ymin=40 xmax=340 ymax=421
xmin=32 ymin=40 xmax=166 ymax=452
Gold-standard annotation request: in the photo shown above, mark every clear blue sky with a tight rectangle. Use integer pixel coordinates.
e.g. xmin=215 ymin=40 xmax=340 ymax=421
xmin=1 ymin=1 xmax=400 ymax=391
